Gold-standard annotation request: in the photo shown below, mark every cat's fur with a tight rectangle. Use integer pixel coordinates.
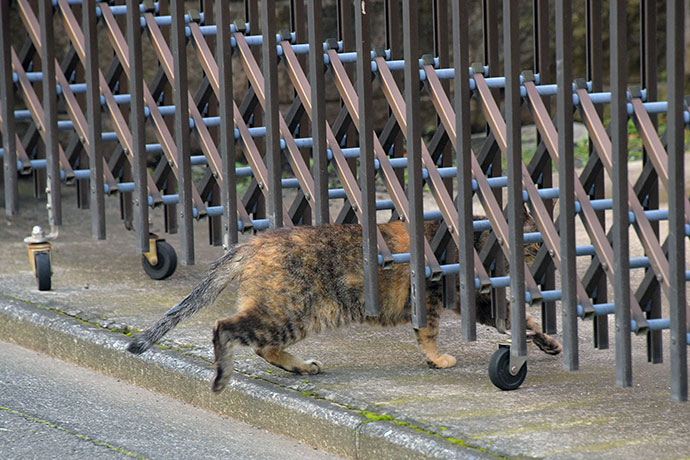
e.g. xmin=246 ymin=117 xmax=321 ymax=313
xmin=127 ymin=218 xmax=562 ymax=393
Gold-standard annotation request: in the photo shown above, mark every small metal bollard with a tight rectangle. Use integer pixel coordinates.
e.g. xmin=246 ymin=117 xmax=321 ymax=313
xmin=24 ymin=226 xmax=53 ymax=291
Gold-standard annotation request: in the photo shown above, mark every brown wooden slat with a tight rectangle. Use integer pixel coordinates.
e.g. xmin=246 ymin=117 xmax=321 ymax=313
xmin=423 ymin=67 xmax=542 ymax=303
xmin=259 ymin=40 xmax=395 ymax=265
xmin=324 ymin=50 xmax=442 ymax=279
xmin=524 ymin=81 xmax=649 ymax=331
xmin=99 ymin=6 xmax=207 ymax=212
xmin=0 ymin=104 xmax=32 ymax=174
xmin=470 ymin=72 xmax=592 ymax=312
xmin=577 ymin=89 xmax=675 ymax=302
xmin=10 ymin=50 xmax=75 ymax=183
xmin=184 ymin=23 xmax=289 ymax=229
xmin=232 ymin=32 xmax=317 ymax=208
xmin=632 ymin=98 xmax=690 ymax=225
xmin=51 ymin=0 xmax=162 ymax=204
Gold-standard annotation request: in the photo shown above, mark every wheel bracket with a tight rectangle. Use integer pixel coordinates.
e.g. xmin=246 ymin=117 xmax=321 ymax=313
xmin=498 ymin=343 xmax=527 ymax=376
xmin=509 ymin=353 xmax=527 ymax=376
xmin=143 ymin=235 xmax=160 ymax=266
xmin=24 ymin=226 xmax=52 ymax=277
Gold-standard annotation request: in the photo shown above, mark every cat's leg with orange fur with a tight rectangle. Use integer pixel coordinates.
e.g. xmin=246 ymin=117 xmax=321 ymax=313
xmin=414 ymin=297 xmax=457 ymax=369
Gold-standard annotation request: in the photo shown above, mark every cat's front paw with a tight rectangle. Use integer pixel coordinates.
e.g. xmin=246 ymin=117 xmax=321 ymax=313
xmin=428 ymin=354 xmax=457 ymax=369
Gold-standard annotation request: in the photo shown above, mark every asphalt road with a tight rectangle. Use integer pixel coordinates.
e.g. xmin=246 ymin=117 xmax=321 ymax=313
xmin=0 ymin=341 xmax=342 ymax=460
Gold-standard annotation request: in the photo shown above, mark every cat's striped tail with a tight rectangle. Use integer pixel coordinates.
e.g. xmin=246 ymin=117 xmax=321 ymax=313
xmin=127 ymin=244 xmax=247 ymax=354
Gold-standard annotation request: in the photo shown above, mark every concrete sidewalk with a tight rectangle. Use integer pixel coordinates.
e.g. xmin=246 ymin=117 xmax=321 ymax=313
xmin=1 ymin=181 xmax=689 ymax=460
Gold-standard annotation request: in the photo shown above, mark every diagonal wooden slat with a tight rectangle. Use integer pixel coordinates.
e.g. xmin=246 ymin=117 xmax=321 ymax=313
xmin=423 ymin=67 xmax=543 ymax=304
xmin=470 ymin=72 xmax=593 ymax=314
xmin=631 ymin=97 xmax=690 ymax=226
xmin=42 ymin=0 xmax=163 ymax=204
xmin=226 ymin=37 xmax=396 ymax=263
xmin=371 ymin=56 xmax=494 ymax=287
xmin=523 ymin=80 xmax=648 ymax=332
xmin=324 ymin=50 xmax=443 ymax=280
xmin=96 ymin=4 xmax=206 ymax=215
xmin=577 ymin=89 xmax=677 ymax=303
xmin=0 ymin=104 xmax=32 ymax=174
xmin=184 ymin=22 xmax=293 ymax=228
xmin=10 ymin=50 xmax=75 ymax=184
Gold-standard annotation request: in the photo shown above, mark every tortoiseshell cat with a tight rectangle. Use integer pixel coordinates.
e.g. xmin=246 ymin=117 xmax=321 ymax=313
xmin=127 ymin=217 xmax=562 ymax=393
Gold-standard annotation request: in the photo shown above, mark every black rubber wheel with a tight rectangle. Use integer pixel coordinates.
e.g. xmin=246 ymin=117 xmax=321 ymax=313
xmin=141 ymin=241 xmax=177 ymax=280
xmin=488 ymin=347 xmax=527 ymax=391
xmin=35 ymin=252 xmax=51 ymax=291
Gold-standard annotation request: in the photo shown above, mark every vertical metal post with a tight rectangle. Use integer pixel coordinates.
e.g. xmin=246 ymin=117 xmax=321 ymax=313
xmin=202 ymin=0 xmax=222 ymax=247
xmin=308 ymin=0 xmax=328 ymax=226
xmin=666 ymin=0 xmax=687 ymax=402
xmin=453 ymin=0 xmax=476 ymax=341
xmin=172 ymin=0 xmax=194 ymax=264
xmin=337 ymin=0 xmax=354 ymax=49
xmin=83 ymin=0 xmax=105 ymax=240
xmin=39 ymin=0 xmax=61 ymax=227
xmin=610 ymin=0 xmax=631 ymax=387
xmin=433 ymin=0 xmax=449 ymax=68
xmin=533 ymin=0 xmax=550 ymax=89
xmin=355 ymin=0 xmax=380 ymax=317
xmin=217 ymin=0 xmax=237 ymax=247
xmin=290 ymin=0 xmax=306 ymax=40
xmin=534 ymin=0 xmax=556 ymax=335
xmin=385 ymin=0 xmax=404 ymax=187
xmin=289 ymin=0 xmax=310 ymax=226
xmin=114 ymin=0 xmax=133 ymax=230
xmin=483 ymin=0 xmax=499 ymax=77
xmin=385 ymin=0 xmax=401 ymax=59
xmin=0 ymin=0 xmax=17 ymax=216
xmin=262 ymin=0 xmax=282 ymax=228
xmin=556 ymin=0 xmax=577 ymax=371
xmin=73 ymin=21 xmax=90 ymax=213
xmin=246 ymin=0 xmax=259 ymax=34
xmin=158 ymin=0 xmax=178 ymax=236
xmin=403 ymin=0 xmax=426 ymax=329
xmin=641 ymin=0 xmax=662 ymax=364
xmin=640 ymin=0 xmax=657 ymax=103
xmin=338 ymin=0 xmax=358 ymax=216
xmin=434 ymin=0 xmax=456 ymax=311
xmin=504 ymin=0 xmax=526 ymax=362
xmin=245 ymin=0 xmax=265 ymax=226
xmin=483 ymin=0 xmax=506 ymax=331
xmin=127 ymin=0 xmax=149 ymax=253
xmin=587 ymin=0 xmax=609 ymax=350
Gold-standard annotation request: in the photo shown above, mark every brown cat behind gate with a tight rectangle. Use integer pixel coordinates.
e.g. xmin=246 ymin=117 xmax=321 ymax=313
xmin=127 ymin=217 xmax=562 ymax=393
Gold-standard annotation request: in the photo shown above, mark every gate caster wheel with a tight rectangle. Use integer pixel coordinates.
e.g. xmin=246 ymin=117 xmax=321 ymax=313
xmin=142 ymin=240 xmax=177 ymax=280
xmin=35 ymin=252 xmax=52 ymax=291
xmin=488 ymin=346 xmax=527 ymax=391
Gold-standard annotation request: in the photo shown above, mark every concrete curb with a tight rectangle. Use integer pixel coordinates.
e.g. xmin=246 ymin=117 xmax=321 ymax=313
xmin=0 ymin=295 xmax=494 ymax=460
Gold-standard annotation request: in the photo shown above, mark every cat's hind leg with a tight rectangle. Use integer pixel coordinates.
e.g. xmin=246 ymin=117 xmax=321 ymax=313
xmin=211 ymin=318 xmax=236 ymax=392
xmin=255 ymin=347 xmax=323 ymax=374
xmin=212 ymin=307 xmax=285 ymax=392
